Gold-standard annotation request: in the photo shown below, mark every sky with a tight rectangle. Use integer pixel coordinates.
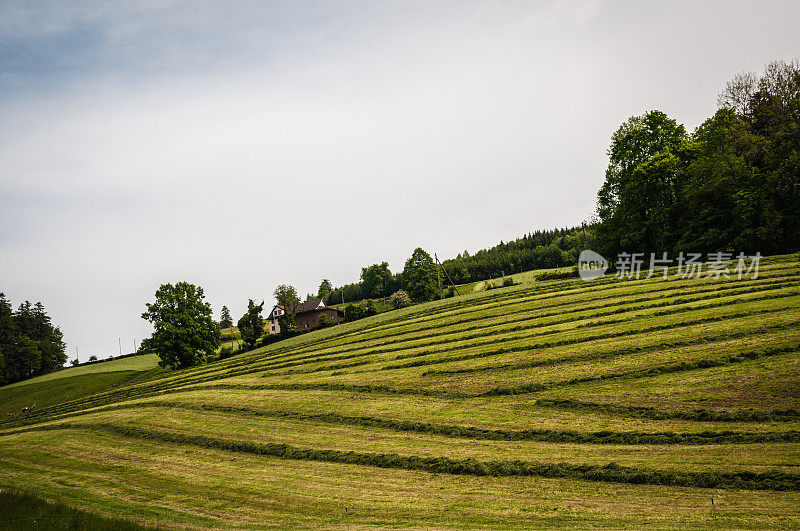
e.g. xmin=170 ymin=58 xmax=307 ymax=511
xmin=1 ymin=0 xmax=798 ymax=360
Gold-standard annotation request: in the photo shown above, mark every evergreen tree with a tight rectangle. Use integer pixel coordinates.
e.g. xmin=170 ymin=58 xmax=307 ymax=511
xmin=317 ymin=279 xmax=333 ymax=300
xmin=0 ymin=293 xmax=15 ymax=385
xmin=219 ymin=306 xmax=233 ymax=329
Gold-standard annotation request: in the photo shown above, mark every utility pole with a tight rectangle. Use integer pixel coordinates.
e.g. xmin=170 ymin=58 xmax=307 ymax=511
xmin=133 ymin=338 xmax=137 ymax=352
xmin=435 ymin=252 xmax=460 ymax=296
xmin=118 ymin=338 xmax=122 ymax=357
xmin=581 ymin=222 xmax=588 ymax=251
xmin=435 ymin=253 xmax=442 ymax=300
xmin=75 ymin=346 xmax=79 ymax=364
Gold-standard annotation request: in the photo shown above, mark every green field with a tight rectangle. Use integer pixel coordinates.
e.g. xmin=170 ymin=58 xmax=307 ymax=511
xmin=1 ymin=254 xmax=799 ymax=528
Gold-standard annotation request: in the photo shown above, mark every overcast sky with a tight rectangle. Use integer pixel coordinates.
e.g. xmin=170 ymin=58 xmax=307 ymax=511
xmin=1 ymin=1 xmax=798 ymax=360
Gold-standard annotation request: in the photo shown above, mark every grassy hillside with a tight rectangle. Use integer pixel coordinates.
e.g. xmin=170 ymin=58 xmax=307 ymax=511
xmin=1 ymin=254 xmax=799 ymax=528
xmin=0 ymin=353 xmax=161 ymax=418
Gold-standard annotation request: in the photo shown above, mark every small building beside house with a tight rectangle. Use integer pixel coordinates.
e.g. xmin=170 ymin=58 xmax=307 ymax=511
xmin=267 ymin=304 xmax=285 ymax=335
xmin=266 ymin=298 xmax=343 ymax=335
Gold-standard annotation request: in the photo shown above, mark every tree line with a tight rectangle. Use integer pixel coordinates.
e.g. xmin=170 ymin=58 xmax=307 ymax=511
xmin=0 ymin=294 xmax=67 ymax=385
xmin=595 ymin=59 xmax=800 ymax=259
xmin=321 ymin=247 xmax=440 ymax=306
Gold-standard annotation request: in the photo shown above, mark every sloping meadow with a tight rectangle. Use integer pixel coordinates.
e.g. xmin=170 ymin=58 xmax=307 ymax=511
xmin=1 ymin=254 xmax=799 ymax=528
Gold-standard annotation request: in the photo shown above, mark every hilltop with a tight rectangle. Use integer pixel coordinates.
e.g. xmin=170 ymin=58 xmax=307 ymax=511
xmin=1 ymin=254 xmax=799 ymax=528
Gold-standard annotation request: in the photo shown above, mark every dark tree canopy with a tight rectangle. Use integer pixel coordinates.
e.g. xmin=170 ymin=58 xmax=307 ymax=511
xmin=219 ymin=305 xmax=233 ymax=329
xmin=237 ymin=300 xmax=264 ymax=348
xmin=403 ymin=248 xmax=438 ymax=302
xmin=317 ymin=279 xmax=333 ymax=300
xmin=360 ymin=262 xmax=393 ymax=299
xmin=595 ymin=60 xmax=800 ymax=258
xmin=140 ymin=282 xmax=220 ymax=370
xmin=274 ymin=284 xmax=300 ymax=335
xmin=0 ymin=294 xmax=67 ymax=385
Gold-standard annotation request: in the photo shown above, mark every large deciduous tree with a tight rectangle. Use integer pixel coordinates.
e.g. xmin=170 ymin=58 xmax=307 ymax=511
xmin=360 ymin=262 xmax=392 ymax=299
xmin=403 ymin=248 xmax=438 ymax=302
xmin=595 ymin=110 xmax=689 ymax=257
xmin=140 ymin=282 xmax=220 ymax=370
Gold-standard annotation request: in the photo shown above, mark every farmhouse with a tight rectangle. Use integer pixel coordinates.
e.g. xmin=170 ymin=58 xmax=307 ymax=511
xmin=267 ymin=298 xmax=344 ymax=335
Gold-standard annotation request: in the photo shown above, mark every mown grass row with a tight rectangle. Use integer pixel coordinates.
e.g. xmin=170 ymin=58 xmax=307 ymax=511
xmin=312 ymin=275 xmax=800 ymax=353
xmin=4 ymin=423 xmax=799 ymax=491
xmin=533 ymin=398 xmax=800 ymax=422
xmin=208 ymin=341 xmax=800 ymax=400
xmin=259 ymin=284 xmax=800 ymax=376
xmin=214 ymin=266 xmax=799 ymax=378
xmin=7 ymin=304 xmax=796 ymax=429
xmin=379 ymin=306 xmax=797 ymax=372
xmin=7 ymin=264 xmax=797 ymax=428
xmin=337 ymin=262 xmax=798 ymax=343
xmin=28 ymin=400 xmax=799 ymax=445
xmin=385 ymin=294 xmax=797 ymax=364
xmin=422 ymin=319 xmax=800 ymax=376
xmin=304 ymin=262 xmax=795 ymax=354
xmin=478 ymin=342 xmax=800 ymax=397
xmin=261 ymin=294 xmax=799 ymax=379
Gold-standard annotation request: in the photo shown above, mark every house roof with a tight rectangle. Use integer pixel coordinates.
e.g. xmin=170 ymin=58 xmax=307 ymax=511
xmin=266 ymin=305 xmax=284 ymax=322
xmin=294 ymin=298 xmax=327 ymax=314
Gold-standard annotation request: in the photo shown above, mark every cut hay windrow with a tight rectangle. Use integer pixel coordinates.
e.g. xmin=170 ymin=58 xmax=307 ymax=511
xmin=3 ymin=423 xmax=799 ymax=491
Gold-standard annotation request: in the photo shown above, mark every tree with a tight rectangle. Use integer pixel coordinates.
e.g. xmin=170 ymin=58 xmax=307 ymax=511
xmin=389 ymin=290 xmax=412 ymax=309
xmin=343 ymin=304 xmax=364 ymax=322
xmin=274 ymin=284 xmax=300 ymax=335
xmin=592 ymin=60 xmax=800 ymax=258
xmin=0 ymin=296 xmax=66 ymax=384
xmin=361 ymin=262 xmax=393 ymax=299
xmin=237 ymin=300 xmax=264 ymax=348
xmin=364 ymin=299 xmax=378 ymax=317
xmin=0 ymin=293 xmax=15 ymax=384
xmin=219 ymin=306 xmax=233 ymax=329
xmin=595 ymin=110 xmax=689 ymax=257
xmin=317 ymin=279 xmax=333 ymax=300
xmin=403 ymin=248 xmax=438 ymax=302
xmin=140 ymin=282 xmax=221 ymax=370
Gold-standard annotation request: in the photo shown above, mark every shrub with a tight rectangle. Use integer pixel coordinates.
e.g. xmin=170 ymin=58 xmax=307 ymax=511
xmin=344 ymin=304 xmax=365 ymax=322
xmin=389 ymin=290 xmax=412 ymax=309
